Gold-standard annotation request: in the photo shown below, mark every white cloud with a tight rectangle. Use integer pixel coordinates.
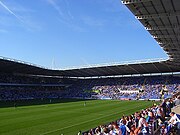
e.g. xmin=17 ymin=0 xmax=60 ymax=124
xmin=46 ymin=0 xmax=74 ymax=22
xmin=47 ymin=0 xmax=86 ymax=32
xmin=0 ymin=0 xmax=42 ymax=32
xmin=0 ymin=1 xmax=24 ymax=23
xmin=47 ymin=0 xmax=73 ymax=21
xmin=47 ymin=0 xmax=64 ymax=17
xmin=64 ymin=0 xmax=74 ymax=20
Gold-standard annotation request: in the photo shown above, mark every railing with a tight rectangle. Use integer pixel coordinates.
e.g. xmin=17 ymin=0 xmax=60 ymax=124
xmin=150 ymin=119 xmax=160 ymax=135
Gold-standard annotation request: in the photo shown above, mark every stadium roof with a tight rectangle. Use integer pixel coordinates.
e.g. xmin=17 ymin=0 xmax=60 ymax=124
xmin=0 ymin=0 xmax=180 ymax=77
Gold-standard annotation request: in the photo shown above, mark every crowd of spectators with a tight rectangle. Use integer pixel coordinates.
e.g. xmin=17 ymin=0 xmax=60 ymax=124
xmin=0 ymin=74 xmax=179 ymax=101
xmin=0 ymin=86 xmax=67 ymax=100
xmin=0 ymin=73 xmax=66 ymax=84
xmin=0 ymin=73 xmax=73 ymax=100
xmin=83 ymin=94 xmax=180 ymax=135
xmin=67 ymin=75 xmax=180 ymax=100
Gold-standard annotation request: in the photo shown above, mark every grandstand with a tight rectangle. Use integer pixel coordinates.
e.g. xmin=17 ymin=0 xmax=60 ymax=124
xmin=0 ymin=0 xmax=180 ymax=100
xmin=0 ymin=0 xmax=180 ymax=135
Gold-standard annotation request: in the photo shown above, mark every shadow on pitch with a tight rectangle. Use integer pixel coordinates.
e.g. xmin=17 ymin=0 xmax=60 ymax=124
xmin=0 ymin=98 xmax=95 ymax=108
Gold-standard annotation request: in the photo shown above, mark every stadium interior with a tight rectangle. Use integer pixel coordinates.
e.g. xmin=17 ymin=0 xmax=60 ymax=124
xmin=0 ymin=0 xmax=180 ymax=100
xmin=0 ymin=0 xmax=180 ymax=135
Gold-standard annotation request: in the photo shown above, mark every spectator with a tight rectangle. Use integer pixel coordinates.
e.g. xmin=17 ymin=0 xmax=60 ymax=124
xmin=134 ymin=113 xmax=150 ymax=135
xmin=160 ymin=124 xmax=167 ymax=135
xmin=119 ymin=120 xmax=130 ymax=135
xmin=83 ymin=92 xmax=180 ymax=135
xmin=130 ymin=125 xmax=136 ymax=135
xmin=168 ymin=112 xmax=180 ymax=134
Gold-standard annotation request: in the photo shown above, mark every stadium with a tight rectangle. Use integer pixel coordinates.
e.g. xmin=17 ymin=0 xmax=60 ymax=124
xmin=0 ymin=0 xmax=180 ymax=135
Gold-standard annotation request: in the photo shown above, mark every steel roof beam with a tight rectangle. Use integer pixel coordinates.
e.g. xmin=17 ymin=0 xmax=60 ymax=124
xmin=152 ymin=35 xmax=180 ymax=39
xmin=138 ymin=64 xmax=149 ymax=73
xmin=105 ymin=66 xmax=120 ymax=75
xmin=126 ymin=64 xmax=140 ymax=74
xmin=115 ymin=65 xmax=128 ymax=74
xmin=136 ymin=12 xmax=180 ymax=20
xmin=157 ymin=41 xmax=179 ymax=45
xmin=163 ymin=48 xmax=180 ymax=51
xmin=159 ymin=62 xmax=172 ymax=72
xmin=121 ymin=0 xmax=153 ymax=4
xmin=151 ymin=63 xmax=161 ymax=73
xmin=145 ymin=25 xmax=180 ymax=30
xmin=69 ymin=70 xmax=89 ymax=77
xmin=96 ymin=68 xmax=109 ymax=75
xmin=79 ymin=69 xmax=95 ymax=76
xmin=159 ymin=44 xmax=179 ymax=48
xmin=86 ymin=68 xmax=101 ymax=75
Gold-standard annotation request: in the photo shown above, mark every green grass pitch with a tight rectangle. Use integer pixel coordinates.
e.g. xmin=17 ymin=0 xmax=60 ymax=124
xmin=0 ymin=99 xmax=154 ymax=135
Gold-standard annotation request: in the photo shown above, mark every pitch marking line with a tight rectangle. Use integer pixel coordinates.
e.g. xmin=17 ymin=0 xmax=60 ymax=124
xmin=40 ymin=103 xmax=148 ymax=135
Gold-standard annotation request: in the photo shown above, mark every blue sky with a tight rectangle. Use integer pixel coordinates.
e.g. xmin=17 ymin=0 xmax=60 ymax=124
xmin=0 ymin=0 xmax=167 ymax=69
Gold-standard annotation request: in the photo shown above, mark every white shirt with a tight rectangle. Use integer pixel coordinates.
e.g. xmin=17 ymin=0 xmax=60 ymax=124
xmin=138 ymin=117 xmax=148 ymax=128
xmin=169 ymin=114 xmax=180 ymax=125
